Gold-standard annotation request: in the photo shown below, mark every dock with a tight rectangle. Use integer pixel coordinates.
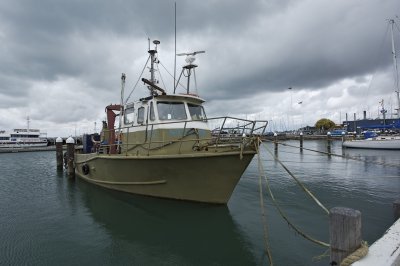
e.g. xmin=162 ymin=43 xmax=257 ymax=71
xmin=353 ymin=218 xmax=400 ymax=266
xmin=0 ymin=146 xmax=56 ymax=153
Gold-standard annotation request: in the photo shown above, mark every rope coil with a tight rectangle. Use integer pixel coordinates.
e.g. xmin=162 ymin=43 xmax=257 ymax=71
xmin=340 ymin=241 xmax=369 ymax=266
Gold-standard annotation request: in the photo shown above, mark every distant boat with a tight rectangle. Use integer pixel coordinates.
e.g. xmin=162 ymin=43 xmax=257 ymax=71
xmin=74 ymin=39 xmax=268 ymax=204
xmin=0 ymin=128 xmax=48 ymax=148
xmin=343 ymin=131 xmax=400 ymax=149
xmin=343 ymin=19 xmax=400 ymax=150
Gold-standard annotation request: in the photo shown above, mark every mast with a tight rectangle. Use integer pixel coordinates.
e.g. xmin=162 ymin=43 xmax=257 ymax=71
xmin=117 ymin=73 xmax=126 ymax=152
xmin=174 ymin=2 xmax=177 ymax=94
xmin=148 ymin=40 xmax=160 ymax=96
xmin=27 ymin=116 xmax=30 ymax=132
xmin=389 ymin=19 xmax=400 ymax=118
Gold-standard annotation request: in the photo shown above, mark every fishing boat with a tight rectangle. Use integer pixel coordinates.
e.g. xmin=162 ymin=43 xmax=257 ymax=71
xmin=0 ymin=118 xmax=48 ymax=148
xmin=343 ymin=19 xmax=400 ymax=150
xmin=74 ymin=40 xmax=268 ymax=204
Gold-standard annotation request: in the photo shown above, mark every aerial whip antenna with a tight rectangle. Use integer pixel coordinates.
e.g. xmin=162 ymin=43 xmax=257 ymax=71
xmin=174 ymin=2 xmax=177 ymax=94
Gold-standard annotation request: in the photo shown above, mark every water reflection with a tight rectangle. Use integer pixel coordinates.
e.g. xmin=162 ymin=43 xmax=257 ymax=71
xmin=76 ymin=179 xmax=256 ymax=265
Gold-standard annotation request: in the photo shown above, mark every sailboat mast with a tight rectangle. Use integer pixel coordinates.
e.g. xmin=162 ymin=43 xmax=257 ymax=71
xmin=389 ymin=19 xmax=400 ymax=118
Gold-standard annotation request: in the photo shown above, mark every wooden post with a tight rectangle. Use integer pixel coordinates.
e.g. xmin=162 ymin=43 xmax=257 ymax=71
xmin=274 ymin=132 xmax=278 ymax=152
xmin=329 ymin=207 xmax=362 ymax=265
xmin=56 ymin=137 xmax=63 ymax=170
xmin=299 ymin=132 xmax=303 ymax=151
xmin=327 ymin=132 xmax=332 ymax=154
xmin=394 ymin=199 xmax=400 ymax=221
xmin=66 ymin=137 xmax=75 ymax=179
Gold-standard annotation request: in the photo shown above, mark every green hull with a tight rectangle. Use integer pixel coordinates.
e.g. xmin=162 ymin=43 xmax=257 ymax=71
xmin=75 ymin=151 xmax=255 ymax=204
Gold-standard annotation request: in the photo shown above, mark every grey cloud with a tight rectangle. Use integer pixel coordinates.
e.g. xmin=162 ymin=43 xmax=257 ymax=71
xmin=0 ymin=0 xmax=399 ymax=135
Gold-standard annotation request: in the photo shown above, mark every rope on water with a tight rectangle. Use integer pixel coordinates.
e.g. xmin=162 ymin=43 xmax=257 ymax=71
xmin=340 ymin=241 xmax=369 ymax=266
xmin=256 ymin=141 xmax=330 ymax=248
xmin=262 ymin=142 xmax=330 ymax=215
xmin=256 ymin=143 xmax=274 ymax=266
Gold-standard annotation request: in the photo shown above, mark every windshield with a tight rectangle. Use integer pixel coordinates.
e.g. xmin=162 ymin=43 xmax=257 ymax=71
xmin=188 ymin=103 xmax=206 ymax=120
xmin=157 ymin=102 xmax=187 ymax=120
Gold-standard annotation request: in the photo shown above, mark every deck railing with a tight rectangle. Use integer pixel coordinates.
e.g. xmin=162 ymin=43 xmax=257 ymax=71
xmin=96 ymin=116 xmax=268 ymax=155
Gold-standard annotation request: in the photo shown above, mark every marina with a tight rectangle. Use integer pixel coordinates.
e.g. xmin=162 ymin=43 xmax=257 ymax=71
xmin=1 ymin=3 xmax=400 ymax=265
xmin=0 ymin=140 xmax=399 ymax=265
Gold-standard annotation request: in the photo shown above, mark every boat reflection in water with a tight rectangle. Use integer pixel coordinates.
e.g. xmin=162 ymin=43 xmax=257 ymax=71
xmin=76 ymin=179 xmax=256 ymax=265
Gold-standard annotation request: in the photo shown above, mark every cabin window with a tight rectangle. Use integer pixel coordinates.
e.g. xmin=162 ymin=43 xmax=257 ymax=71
xmin=150 ymin=102 xmax=155 ymax=121
xmin=157 ymin=102 xmax=187 ymax=120
xmin=124 ymin=104 xmax=135 ymax=124
xmin=137 ymin=107 xmax=145 ymax=124
xmin=188 ymin=103 xmax=207 ymax=120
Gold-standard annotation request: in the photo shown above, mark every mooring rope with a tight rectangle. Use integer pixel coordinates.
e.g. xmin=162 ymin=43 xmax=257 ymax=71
xmin=258 ymin=139 xmax=370 ymax=263
xmin=256 ymin=141 xmax=330 ymax=248
xmin=264 ymin=139 xmax=400 ymax=168
xmin=262 ymin=142 xmax=330 ymax=215
xmin=256 ymin=143 xmax=274 ymax=265
xmin=340 ymin=241 xmax=369 ymax=266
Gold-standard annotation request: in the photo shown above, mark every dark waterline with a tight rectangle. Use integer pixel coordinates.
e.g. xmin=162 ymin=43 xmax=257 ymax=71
xmin=0 ymin=140 xmax=399 ymax=265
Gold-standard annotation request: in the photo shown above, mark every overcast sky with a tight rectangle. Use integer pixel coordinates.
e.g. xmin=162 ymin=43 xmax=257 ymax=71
xmin=0 ymin=0 xmax=399 ymax=136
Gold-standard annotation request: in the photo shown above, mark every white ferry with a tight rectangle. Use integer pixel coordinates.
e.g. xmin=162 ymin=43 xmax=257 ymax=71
xmin=0 ymin=128 xmax=48 ymax=148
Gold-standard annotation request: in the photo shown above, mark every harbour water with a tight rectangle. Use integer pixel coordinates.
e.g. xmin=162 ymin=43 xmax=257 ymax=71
xmin=0 ymin=140 xmax=399 ymax=265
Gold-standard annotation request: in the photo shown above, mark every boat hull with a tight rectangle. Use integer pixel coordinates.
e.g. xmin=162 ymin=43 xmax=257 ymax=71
xmin=75 ymin=151 xmax=255 ymax=204
xmin=342 ymin=138 xmax=400 ymax=149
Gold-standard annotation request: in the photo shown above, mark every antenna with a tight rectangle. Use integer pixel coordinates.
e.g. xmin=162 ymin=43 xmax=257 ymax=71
xmin=176 ymin=51 xmax=205 ymax=65
xmin=176 ymin=51 xmax=206 ymax=57
xmin=174 ymin=2 xmax=177 ymax=94
xmin=175 ymin=50 xmax=205 ymax=94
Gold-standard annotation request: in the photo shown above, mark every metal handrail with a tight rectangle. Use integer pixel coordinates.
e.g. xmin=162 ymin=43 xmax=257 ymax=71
xmin=98 ymin=116 xmax=268 ymax=154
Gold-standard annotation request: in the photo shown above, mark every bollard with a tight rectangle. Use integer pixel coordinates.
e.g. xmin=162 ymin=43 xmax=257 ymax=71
xmin=394 ymin=199 xmax=400 ymax=221
xmin=299 ymin=132 xmax=303 ymax=151
xmin=66 ymin=137 xmax=75 ymax=179
xmin=329 ymin=207 xmax=362 ymax=265
xmin=327 ymin=132 xmax=332 ymax=154
xmin=56 ymin=137 xmax=63 ymax=170
xmin=274 ymin=133 xmax=278 ymax=152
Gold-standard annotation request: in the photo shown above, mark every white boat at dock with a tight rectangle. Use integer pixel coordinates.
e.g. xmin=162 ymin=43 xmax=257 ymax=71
xmin=0 ymin=128 xmax=48 ymax=149
xmin=343 ymin=19 xmax=400 ymax=150
xmin=0 ymin=117 xmax=48 ymax=149
xmin=342 ymin=135 xmax=400 ymax=149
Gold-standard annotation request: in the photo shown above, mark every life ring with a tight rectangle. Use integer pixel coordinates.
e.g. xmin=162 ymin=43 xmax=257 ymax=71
xmin=82 ymin=164 xmax=90 ymax=175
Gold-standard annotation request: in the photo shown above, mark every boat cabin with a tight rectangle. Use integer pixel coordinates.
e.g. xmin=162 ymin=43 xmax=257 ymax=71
xmin=122 ymin=94 xmax=207 ymax=128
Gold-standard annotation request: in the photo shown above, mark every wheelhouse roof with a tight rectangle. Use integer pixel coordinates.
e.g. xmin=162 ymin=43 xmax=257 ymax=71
xmin=139 ymin=93 xmax=205 ymax=104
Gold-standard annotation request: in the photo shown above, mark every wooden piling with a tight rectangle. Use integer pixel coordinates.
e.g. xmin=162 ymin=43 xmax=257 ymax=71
xmin=66 ymin=137 xmax=75 ymax=179
xmin=299 ymin=132 xmax=303 ymax=151
xmin=56 ymin=137 xmax=63 ymax=170
xmin=327 ymin=132 xmax=332 ymax=154
xmin=329 ymin=207 xmax=362 ymax=265
xmin=274 ymin=133 xmax=278 ymax=152
xmin=394 ymin=199 xmax=400 ymax=221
